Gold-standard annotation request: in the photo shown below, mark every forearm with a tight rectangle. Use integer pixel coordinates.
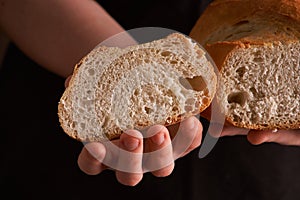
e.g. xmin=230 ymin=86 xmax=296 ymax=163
xmin=0 ymin=0 xmax=124 ymax=77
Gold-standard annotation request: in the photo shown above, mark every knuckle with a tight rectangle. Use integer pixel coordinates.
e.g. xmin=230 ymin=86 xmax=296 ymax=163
xmin=152 ymin=164 xmax=174 ymax=177
xmin=117 ymin=173 xmax=143 ymax=186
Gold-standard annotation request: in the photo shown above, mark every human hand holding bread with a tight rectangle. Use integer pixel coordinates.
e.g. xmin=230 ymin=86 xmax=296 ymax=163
xmin=57 ymin=0 xmax=300 ymax=187
xmin=1 ymin=0 xmax=206 ymax=186
xmin=59 ymin=33 xmax=214 ymax=186
xmin=63 ymin=82 xmax=204 ymax=186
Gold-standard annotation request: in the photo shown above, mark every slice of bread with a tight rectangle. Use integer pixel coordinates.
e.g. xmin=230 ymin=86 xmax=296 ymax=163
xmin=58 ymin=33 xmax=217 ymax=142
xmin=190 ymin=0 xmax=300 ymax=130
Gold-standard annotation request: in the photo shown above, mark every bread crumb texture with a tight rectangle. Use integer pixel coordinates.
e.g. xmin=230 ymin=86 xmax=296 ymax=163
xmin=58 ymin=33 xmax=217 ymax=141
xmin=190 ymin=0 xmax=300 ymax=129
xmin=220 ymin=42 xmax=300 ymax=129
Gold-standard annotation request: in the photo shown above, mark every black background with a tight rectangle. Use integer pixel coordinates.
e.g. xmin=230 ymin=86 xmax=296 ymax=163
xmin=1 ymin=0 xmax=300 ymax=199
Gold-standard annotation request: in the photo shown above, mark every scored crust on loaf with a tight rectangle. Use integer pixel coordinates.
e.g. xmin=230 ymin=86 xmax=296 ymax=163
xmin=190 ymin=0 xmax=300 ymax=129
xmin=58 ymin=33 xmax=217 ymax=142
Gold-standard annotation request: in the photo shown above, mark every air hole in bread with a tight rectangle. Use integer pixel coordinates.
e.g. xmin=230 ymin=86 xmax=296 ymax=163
xmin=166 ymin=116 xmax=173 ymax=124
xmin=170 ymin=60 xmax=178 ymax=64
xmin=271 ymin=58 xmax=278 ymax=64
xmin=161 ymin=51 xmax=172 ymax=57
xmin=204 ymin=88 xmax=209 ymax=96
xmin=71 ymin=121 xmax=77 ymax=129
xmin=253 ymin=57 xmax=264 ymax=63
xmin=88 ymin=68 xmax=95 ymax=76
xmin=236 ymin=66 xmax=246 ymax=77
xmin=227 ymin=91 xmax=248 ymax=106
xmin=133 ymin=89 xmax=140 ymax=96
xmin=172 ymin=106 xmax=179 ymax=112
xmin=252 ymin=50 xmax=262 ymax=57
xmin=79 ymin=108 xmax=84 ymax=113
xmin=202 ymin=97 xmax=209 ymax=105
xmin=179 ymin=76 xmax=207 ymax=92
xmin=144 ymin=107 xmax=152 ymax=114
xmin=250 ymin=87 xmax=264 ymax=98
xmin=80 ymin=123 xmax=86 ymax=130
xmin=232 ymin=114 xmax=241 ymax=123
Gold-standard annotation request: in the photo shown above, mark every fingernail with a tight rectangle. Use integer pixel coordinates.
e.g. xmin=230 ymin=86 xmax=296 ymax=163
xmin=151 ymin=132 xmax=165 ymax=146
xmin=123 ymin=137 xmax=140 ymax=151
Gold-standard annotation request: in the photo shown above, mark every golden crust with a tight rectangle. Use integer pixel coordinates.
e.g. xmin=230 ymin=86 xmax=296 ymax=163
xmin=226 ymin=116 xmax=300 ymax=130
xmin=190 ymin=0 xmax=300 ymax=45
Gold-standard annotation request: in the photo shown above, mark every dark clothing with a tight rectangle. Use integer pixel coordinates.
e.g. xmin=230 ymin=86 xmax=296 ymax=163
xmin=1 ymin=0 xmax=300 ymax=199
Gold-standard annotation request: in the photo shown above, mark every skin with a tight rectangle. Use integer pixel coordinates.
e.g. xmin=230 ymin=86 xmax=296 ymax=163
xmin=219 ymin=124 xmax=300 ymax=147
xmin=0 ymin=0 xmax=203 ymax=186
xmin=202 ymin=107 xmax=300 ymax=146
xmin=76 ymin=119 xmax=203 ymax=186
xmin=1 ymin=0 xmax=299 ymax=187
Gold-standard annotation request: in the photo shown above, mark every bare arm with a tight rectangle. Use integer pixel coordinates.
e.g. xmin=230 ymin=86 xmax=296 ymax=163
xmin=0 ymin=0 xmax=124 ymax=77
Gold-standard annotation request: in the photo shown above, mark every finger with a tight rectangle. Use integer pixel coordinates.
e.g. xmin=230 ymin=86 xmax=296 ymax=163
xmin=208 ymin=122 xmax=249 ymax=138
xmin=115 ymin=130 xmax=143 ymax=186
xmin=247 ymin=129 xmax=300 ymax=146
xmin=77 ymin=142 xmax=107 ymax=175
xmin=172 ymin=116 xmax=202 ymax=159
xmin=144 ymin=125 xmax=174 ymax=177
xmin=64 ymin=75 xmax=72 ymax=88
xmin=220 ymin=123 xmax=249 ymax=137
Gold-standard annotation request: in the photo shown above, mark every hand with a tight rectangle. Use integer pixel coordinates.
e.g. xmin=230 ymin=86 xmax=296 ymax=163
xmin=78 ymin=117 xmax=202 ymax=186
xmin=65 ymin=76 xmax=203 ymax=186
xmin=201 ymin=106 xmax=300 ymax=146
xmin=211 ymin=122 xmax=300 ymax=146
xmin=247 ymin=129 xmax=300 ymax=146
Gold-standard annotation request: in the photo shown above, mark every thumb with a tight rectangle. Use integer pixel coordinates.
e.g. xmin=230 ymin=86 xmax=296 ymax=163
xmin=247 ymin=129 xmax=300 ymax=146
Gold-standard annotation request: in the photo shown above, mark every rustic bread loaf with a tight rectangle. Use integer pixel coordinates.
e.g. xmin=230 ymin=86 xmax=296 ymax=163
xmin=190 ymin=0 xmax=300 ymax=130
xmin=58 ymin=33 xmax=217 ymax=142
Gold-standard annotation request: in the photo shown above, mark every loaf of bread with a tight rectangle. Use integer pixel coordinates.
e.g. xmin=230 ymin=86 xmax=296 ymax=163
xmin=190 ymin=0 xmax=300 ymax=130
xmin=58 ymin=33 xmax=217 ymax=142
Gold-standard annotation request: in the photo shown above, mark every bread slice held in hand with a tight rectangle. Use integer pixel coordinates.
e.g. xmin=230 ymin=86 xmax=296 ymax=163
xmin=58 ymin=33 xmax=217 ymax=142
xmin=190 ymin=0 xmax=300 ymax=130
